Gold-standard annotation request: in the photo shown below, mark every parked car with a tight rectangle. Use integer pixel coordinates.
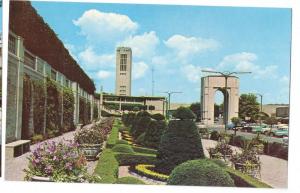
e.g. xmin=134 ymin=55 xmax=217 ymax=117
xmin=241 ymin=123 xmax=256 ymax=132
xmin=268 ymin=127 xmax=288 ymax=137
xmin=282 ymin=136 xmax=288 ymax=146
xmin=251 ymin=124 xmax=271 ymax=134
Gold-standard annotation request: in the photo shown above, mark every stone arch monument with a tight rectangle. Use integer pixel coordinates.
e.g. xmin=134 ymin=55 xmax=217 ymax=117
xmin=200 ymin=75 xmax=239 ymax=125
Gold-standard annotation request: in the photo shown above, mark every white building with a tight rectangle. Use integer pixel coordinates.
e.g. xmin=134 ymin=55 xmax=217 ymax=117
xmin=115 ymin=47 xmax=132 ymax=96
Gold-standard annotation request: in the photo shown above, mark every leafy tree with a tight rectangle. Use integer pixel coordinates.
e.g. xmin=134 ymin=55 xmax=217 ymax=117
xmin=264 ymin=116 xmax=278 ymax=134
xmin=239 ymin=94 xmax=260 ymax=121
xmin=189 ymin=102 xmax=201 ymax=121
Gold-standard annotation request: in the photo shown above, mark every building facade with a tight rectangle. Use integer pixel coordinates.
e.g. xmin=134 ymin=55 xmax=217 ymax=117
xmin=115 ymin=47 xmax=132 ymax=96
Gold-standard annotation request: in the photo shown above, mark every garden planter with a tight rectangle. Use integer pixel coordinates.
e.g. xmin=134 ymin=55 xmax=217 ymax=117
xmin=31 ymin=176 xmax=53 ymax=182
xmin=79 ymin=144 xmax=102 ymax=161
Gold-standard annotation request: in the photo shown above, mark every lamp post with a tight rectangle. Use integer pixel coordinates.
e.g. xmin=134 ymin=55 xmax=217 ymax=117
xmin=201 ymin=70 xmax=251 ymax=132
xmin=255 ymin=93 xmax=263 ymax=127
xmin=255 ymin=93 xmax=263 ymax=113
xmin=162 ymin=91 xmax=182 ymax=119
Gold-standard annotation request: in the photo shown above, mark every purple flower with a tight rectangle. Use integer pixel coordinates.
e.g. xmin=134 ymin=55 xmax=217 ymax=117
xmin=45 ymin=165 xmax=53 ymax=175
xmin=65 ymin=162 xmax=73 ymax=170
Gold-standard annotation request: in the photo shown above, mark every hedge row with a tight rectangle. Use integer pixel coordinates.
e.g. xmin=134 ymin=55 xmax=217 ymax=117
xmin=225 ymin=167 xmax=272 ymax=188
xmin=94 ymin=149 xmax=119 ymax=183
xmin=106 ymin=121 xmax=121 ymax=148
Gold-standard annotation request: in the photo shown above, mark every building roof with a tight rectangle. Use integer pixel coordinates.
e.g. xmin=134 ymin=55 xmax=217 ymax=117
xmin=9 ymin=1 xmax=95 ymax=94
xmin=103 ymin=93 xmax=166 ymax=100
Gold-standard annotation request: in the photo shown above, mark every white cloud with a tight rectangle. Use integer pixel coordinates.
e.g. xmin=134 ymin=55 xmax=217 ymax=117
xmin=218 ymin=52 xmax=278 ymax=79
xmin=96 ymin=70 xmax=112 ymax=79
xmin=133 ymin=62 xmax=149 ymax=79
xmin=119 ymin=31 xmax=159 ymax=60
xmin=78 ymin=47 xmax=115 ymax=70
xmin=164 ymin=34 xmax=220 ymax=61
xmin=73 ymin=9 xmax=138 ymax=45
xmin=181 ymin=64 xmax=202 ymax=83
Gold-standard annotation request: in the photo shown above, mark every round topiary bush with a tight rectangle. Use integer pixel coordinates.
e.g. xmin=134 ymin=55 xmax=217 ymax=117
xmin=172 ymin=107 xmax=196 ymax=120
xmin=116 ymin=140 xmax=129 ymax=145
xmin=112 ymin=144 xmax=134 ymax=154
xmin=155 ymin=107 xmax=205 ymax=174
xmin=151 ymin=113 xmax=165 ymax=121
xmin=114 ymin=177 xmax=145 ymax=184
xmin=143 ymin=119 xmax=166 ymax=148
xmin=167 ymin=159 xmax=234 ymax=187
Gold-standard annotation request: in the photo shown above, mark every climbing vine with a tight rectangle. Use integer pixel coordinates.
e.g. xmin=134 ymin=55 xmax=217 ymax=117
xmin=32 ymin=80 xmax=46 ymax=134
xmin=46 ymin=78 xmax=60 ymax=138
xmin=62 ymin=87 xmax=75 ymax=132
xmin=21 ymin=74 xmax=32 ymax=140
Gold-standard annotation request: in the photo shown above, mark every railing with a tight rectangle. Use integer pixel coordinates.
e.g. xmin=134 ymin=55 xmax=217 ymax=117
xmin=8 ymin=34 xmax=17 ymax=55
xmin=24 ymin=50 xmax=36 ymax=70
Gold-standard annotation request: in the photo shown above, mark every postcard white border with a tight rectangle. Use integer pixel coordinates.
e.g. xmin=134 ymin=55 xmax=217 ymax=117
xmin=1 ymin=0 xmax=300 ymax=193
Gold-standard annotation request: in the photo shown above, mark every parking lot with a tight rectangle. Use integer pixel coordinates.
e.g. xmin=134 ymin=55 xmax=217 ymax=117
xmin=197 ymin=123 xmax=287 ymax=144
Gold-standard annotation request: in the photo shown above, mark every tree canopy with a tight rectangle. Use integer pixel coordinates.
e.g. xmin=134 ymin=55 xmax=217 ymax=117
xmin=239 ymin=94 xmax=260 ymax=121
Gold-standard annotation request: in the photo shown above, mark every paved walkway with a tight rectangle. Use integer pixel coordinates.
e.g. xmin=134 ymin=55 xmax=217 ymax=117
xmin=5 ymin=128 xmax=97 ymax=181
xmin=201 ymin=139 xmax=288 ymax=188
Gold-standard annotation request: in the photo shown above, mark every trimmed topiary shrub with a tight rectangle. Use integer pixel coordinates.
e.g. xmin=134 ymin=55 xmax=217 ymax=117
xmin=143 ymin=119 xmax=166 ymax=149
xmin=210 ymin=130 xmax=220 ymax=141
xmin=131 ymin=112 xmax=151 ymax=138
xmin=114 ymin=177 xmax=145 ymax=185
xmin=167 ymin=159 xmax=234 ymax=187
xmin=172 ymin=107 xmax=196 ymax=120
xmin=156 ymin=107 xmax=205 ymax=174
xmin=112 ymin=144 xmax=134 ymax=154
xmin=136 ymin=132 xmax=146 ymax=145
xmin=151 ymin=113 xmax=165 ymax=121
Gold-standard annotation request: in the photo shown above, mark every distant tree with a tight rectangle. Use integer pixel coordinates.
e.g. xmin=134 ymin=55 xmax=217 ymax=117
xmin=239 ymin=94 xmax=260 ymax=121
xmin=265 ymin=116 xmax=278 ymax=127
xmin=189 ymin=102 xmax=201 ymax=121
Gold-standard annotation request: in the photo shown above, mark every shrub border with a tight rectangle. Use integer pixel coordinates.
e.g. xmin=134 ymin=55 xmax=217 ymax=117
xmin=129 ymin=164 xmax=169 ymax=182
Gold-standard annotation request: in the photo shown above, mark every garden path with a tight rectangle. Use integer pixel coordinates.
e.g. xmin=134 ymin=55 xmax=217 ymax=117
xmin=5 ymin=127 xmax=97 ymax=181
xmin=201 ymin=139 xmax=288 ymax=188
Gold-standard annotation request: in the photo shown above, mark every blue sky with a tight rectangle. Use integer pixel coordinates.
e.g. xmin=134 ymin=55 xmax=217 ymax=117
xmin=30 ymin=1 xmax=291 ymax=104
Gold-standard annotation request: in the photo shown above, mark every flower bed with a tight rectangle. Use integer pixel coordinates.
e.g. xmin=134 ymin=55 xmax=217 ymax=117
xmin=24 ymin=140 xmax=98 ymax=182
xmin=129 ymin=164 xmax=169 ymax=182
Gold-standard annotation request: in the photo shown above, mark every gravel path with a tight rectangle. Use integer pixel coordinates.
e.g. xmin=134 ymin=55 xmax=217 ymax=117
xmin=201 ymin=139 xmax=288 ymax=188
xmin=5 ymin=127 xmax=97 ymax=181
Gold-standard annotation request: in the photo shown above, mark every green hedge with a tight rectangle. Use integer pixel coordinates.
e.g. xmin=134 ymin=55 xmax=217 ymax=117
xmin=132 ymin=146 xmax=157 ymax=155
xmin=106 ymin=121 xmax=120 ymax=148
xmin=94 ymin=149 xmax=119 ymax=183
xmin=112 ymin=144 xmax=135 ymax=154
xmin=225 ymin=167 xmax=272 ymax=188
xmin=62 ymin=87 xmax=74 ymax=132
xmin=115 ymin=153 xmax=157 ymax=166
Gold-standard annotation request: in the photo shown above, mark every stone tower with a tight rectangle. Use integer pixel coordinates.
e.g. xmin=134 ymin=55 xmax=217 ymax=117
xmin=115 ymin=47 xmax=132 ymax=96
